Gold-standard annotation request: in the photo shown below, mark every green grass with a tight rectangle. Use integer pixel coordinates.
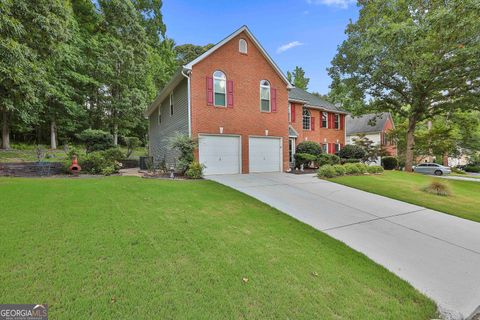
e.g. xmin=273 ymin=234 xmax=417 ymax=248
xmin=0 ymin=177 xmax=436 ymax=319
xmin=331 ymin=171 xmax=480 ymax=222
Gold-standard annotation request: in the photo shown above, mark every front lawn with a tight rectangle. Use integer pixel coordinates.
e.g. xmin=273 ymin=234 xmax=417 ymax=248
xmin=331 ymin=171 xmax=480 ymax=222
xmin=0 ymin=177 xmax=436 ymax=319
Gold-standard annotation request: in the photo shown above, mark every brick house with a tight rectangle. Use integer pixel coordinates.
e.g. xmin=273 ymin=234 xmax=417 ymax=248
xmin=346 ymin=112 xmax=397 ymax=164
xmin=144 ymin=26 xmax=346 ymax=175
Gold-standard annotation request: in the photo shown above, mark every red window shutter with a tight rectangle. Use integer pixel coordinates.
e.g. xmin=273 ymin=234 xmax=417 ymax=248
xmin=206 ymin=76 xmax=213 ymax=105
xmin=329 ymin=143 xmax=333 ymax=154
xmin=271 ymin=88 xmax=277 ymax=112
xmin=329 ymin=113 xmax=334 ymax=129
xmin=227 ymin=80 xmax=234 ymax=108
xmin=340 ymin=114 xmax=344 ymax=130
xmin=291 ymin=104 xmax=296 ymax=122
xmin=311 ymin=116 xmax=315 ymax=130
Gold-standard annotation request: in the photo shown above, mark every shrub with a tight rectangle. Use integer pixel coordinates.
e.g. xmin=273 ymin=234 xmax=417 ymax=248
xmin=124 ymin=136 xmax=141 ymax=158
xmin=169 ymin=134 xmax=197 ymax=173
xmin=317 ymin=165 xmax=337 ymax=178
xmin=101 ymin=165 xmax=116 ymax=176
xmin=102 ymin=147 xmax=125 ymax=162
xmin=316 ymin=154 xmax=340 ymax=167
xmin=355 ymin=163 xmax=368 ymax=174
xmin=296 ymin=141 xmax=322 ymax=157
xmin=332 ymin=164 xmax=346 ymax=176
xmin=381 ymin=156 xmax=398 ymax=170
xmin=185 ymin=161 xmax=205 ymax=179
xmin=77 ymin=129 xmax=114 ymax=153
xmin=344 ymin=163 xmax=361 ymax=175
xmin=78 ymin=149 xmax=122 ymax=175
xmin=464 ymin=165 xmax=480 ymax=173
xmin=367 ymin=165 xmax=384 ymax=174
xmin=338 ymin=145 xmax=366 ymax=160
xmin=295 ymin=153 xmax=317 ymax=168
xmin=451 ymin=167 xmax=466 ymax=174
xmin=341 ymin=158 xmax=361 ymax=164
xmin=423 ymin=181 xmax=451 ymax=196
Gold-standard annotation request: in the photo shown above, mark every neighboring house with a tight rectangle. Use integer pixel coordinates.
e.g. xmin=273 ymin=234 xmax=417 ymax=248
xmin=144 ymin=25 xmax=345 ymax=175
xmin=346 ymin=112 xmax=397 ymax=163
xmin=288 ymin=88 xmax=347 ymax=165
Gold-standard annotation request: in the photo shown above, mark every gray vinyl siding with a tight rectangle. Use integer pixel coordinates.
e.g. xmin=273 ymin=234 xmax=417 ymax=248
xmin=148 ymin=78 xmax=189 ymax=168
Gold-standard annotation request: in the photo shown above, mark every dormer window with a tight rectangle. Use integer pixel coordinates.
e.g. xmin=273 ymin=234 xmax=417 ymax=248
xmin=239 ymin=39 xmax=247 ymax=54
xmin=213 ymin=71 xmax=226 ymax=107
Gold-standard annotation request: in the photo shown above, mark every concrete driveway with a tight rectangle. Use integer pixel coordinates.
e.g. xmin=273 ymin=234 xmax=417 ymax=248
xmin=208 ymin=173 xmax=480 ymax=319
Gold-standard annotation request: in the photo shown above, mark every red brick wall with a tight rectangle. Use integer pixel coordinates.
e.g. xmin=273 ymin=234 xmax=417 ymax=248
xmin=190 ymin=31 xmax=290 ymax=173
xmin=290 ymin=103 xmax=345 ymax=152
xmin=382 ymin=116 xmax=397 ymax=156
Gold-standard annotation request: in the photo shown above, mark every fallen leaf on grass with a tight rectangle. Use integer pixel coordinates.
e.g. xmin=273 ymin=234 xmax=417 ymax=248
xmin=242 ymin=277 xmax=249 ymax=283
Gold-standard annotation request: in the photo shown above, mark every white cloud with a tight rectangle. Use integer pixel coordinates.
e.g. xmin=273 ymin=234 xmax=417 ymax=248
xmin=276 ymin=41 xmax=304 ymax=54
xmin=306 ymin=0 xmax=355 ymax=9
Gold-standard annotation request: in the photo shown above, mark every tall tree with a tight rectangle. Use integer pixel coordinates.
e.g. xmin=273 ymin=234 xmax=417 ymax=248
xmin=329 ymin=0 xmax=480 ymax=171
xmin=175 ymin=43 xmax=214 ymax=66
xmin=287 ymin=66 xmax=310 ymax=90
xmin=98 ymin=0 xmax=149 ymax=145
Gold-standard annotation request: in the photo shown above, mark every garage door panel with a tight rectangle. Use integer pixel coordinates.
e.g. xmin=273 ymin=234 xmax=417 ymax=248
xmin=199 ymin=135 xmax=240 ymax=175
xmin=249 ymin=137 xmax=281 ymax=173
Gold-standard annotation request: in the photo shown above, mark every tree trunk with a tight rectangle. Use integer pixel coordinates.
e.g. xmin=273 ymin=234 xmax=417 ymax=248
xmin=443 ymin=153 xmax=449 ymax=166
xmin=1 ymin=109 xmax=10 ymax=149
xmin=113 ymin=123 xmax=118 ymax=146
xmin=405 ymin=117 xmax=417 ymax=172
xmin=50 ymin=119 xmax=57 ymax=150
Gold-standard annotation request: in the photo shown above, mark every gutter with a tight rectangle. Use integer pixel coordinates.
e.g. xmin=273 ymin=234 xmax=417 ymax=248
xmin=181 ymin=67 xmax=192 ymax=137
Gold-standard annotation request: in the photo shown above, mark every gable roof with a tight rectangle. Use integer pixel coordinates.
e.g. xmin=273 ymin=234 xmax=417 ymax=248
xmin=184 ymin=25 xmax=293 ymax=89
xmin=346 ymin=112 xmax=393 ymax=135
xmin=144 ymin=68 xmax=184 ymax=117
xmin=288 ymin=88 xmax=346 ymax=113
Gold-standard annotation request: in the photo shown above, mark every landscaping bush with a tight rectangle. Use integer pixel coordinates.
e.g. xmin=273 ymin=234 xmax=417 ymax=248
xmin=464 ymin=165 xmax=480 ymax=173
xmin=355 ymin=163 xmax=368 ymax=174
xmin=341 ymin=158 xmax=361 ymax=164
xmin=295 ymin=153 xmax=317 ymax=168
xmin=102 ymin=147 xmax=125 ymax=163
xmin=344 ymin=163 xmax=361 ymax=175
xmin=77 ymin=129 xmax=114 ymax=153
xmin=296 ymin=141 xmax=322 ymax=157
xmin=332 ymin=164 xmax=346 ymax=176
xmin=423 ymin=181 xmax=451 ymax=196
xmin=317 ymin=165 xmax=337 ymax=178
xmin=367 ymin=165 xmax=384 ymax=174
xmin=338 ymin=145 xmax=366 ymax=160
xmin=185 ymin=161 xmax=205 ymax=179
xmin=124 ymin=136 xmax=141 ymax=158
xmin=381 ymin=156 xmax=398 ymax=170
xmin=451 ymin=167 xmax=466 ymax=175
xmin=316 ymin=154 xmax=340 ymax=167
xmin=169 ymin=134 xmax=197 ymax=173
xmin=78 ymin=149 xmax=122 ymax=175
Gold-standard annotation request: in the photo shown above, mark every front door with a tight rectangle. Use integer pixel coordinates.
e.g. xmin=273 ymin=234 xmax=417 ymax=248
xmin=289 ymin=138 xmax=296 ymax=164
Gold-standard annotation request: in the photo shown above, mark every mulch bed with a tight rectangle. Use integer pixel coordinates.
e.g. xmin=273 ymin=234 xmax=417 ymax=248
xmin=288 ymin=168 xmax=318 ymax=175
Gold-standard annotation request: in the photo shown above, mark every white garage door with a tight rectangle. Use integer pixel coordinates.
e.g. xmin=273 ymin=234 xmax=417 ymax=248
xmin=199 ymin=135 xmax=241 ymax=175
xmin=249 ymin=137 xmax=282 ymax=173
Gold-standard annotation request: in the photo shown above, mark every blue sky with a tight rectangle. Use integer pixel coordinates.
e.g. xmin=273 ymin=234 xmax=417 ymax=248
xmin=162 ymin=0 xmax=359 ymax=94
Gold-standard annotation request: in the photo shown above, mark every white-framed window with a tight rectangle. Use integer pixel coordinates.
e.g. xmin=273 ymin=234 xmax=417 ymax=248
xmin=335 ymin=143 xmax=340 ymax=154
xmin=260 ymin=80 xmax=271 ymax=112
xmin=322 ymin=143 xmax=327 ymax=153
xmin=213 ymin=70 xmax=226 ymax=107
xmin=239 ymin=38 xmax=247 ymax=54
xmin=321 ymin=112 xmax=328 ymax=128
xmin=302 ymin=107 xmax=311 ymax=130
xmin=288 ymin=103 xmax=292 ymax=122
xmin=169 ymin=91 xmax=174 ymax=115
xmin=334 ymin=113 xmax=340 ymax=129
xmin=158 ymin=107 xmax=162 ymax=124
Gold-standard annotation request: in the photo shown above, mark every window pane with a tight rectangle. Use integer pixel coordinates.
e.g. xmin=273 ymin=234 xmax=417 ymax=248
xmin=215 ymin=79 xmax=225 ymax=93
xmin=215 ymin=93 xmax=226 ymax=106
xmin=260 ymin=87 xmax=270 ymax=100
xmin=261 ymin=99 xmax=270 ymax=111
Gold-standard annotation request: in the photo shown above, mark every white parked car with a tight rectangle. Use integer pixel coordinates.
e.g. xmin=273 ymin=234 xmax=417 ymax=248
xmin=413 ymin=163 xmax=451 ymax=176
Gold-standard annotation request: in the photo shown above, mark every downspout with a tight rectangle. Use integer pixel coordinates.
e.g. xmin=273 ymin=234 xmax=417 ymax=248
xmin=181 ymin=68 xmax=192 ymax=137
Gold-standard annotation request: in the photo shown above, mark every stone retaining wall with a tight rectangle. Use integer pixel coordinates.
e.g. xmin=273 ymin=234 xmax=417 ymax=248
xmin=0 ymin=162 xmax=64 ymax=177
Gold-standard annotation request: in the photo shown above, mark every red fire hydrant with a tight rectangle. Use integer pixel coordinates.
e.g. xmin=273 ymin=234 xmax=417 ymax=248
xmin=69 ymin=155 xmax=81 ymax=175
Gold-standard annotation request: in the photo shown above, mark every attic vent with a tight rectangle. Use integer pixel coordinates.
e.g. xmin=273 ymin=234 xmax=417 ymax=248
xmin=239 ymin=39 xmax=247 ymax=54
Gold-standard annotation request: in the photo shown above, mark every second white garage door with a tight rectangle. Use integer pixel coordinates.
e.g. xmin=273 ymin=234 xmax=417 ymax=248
xmin=199 ymin=135 xmax=241 ymax=175
xmin=249 ymin=137 xmax=282 ymax=173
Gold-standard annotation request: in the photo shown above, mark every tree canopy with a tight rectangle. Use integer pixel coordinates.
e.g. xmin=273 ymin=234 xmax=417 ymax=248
xmin=287 ymin=66 xmax=310 ymax=90
xmin=329 ymin=0 xmax=480 ymax=171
